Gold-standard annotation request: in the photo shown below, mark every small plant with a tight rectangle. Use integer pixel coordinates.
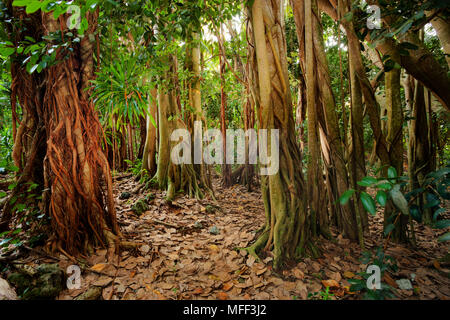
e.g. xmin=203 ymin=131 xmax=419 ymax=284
xmin=348 ymin=247 xmax=397 ymax=300
xmin=307 ymin=286 xmax=335 ymax=300
xmin=339 ymin=166 xmax=450 ymax=243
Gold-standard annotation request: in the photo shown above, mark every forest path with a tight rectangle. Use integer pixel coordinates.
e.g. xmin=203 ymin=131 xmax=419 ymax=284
xmin=56 ymin=173 xmax=450 ymax=300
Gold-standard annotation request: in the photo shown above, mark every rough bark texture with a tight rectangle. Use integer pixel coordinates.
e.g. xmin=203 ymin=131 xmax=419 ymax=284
xmin=348 ymin=52 xmax=368 ymax=232
xmin=2 ymin=7 xmax=120 ymax=254
xmin=142 ymin=87 xmax=158 ymax=177
xmin=248 ymin=0 xmax=312 ymax=269
xmin=1 ymin=4 xmax=46 ymax=231
xmin=156 ymin=54 xmax=203 ymax=201
xmin=385 ymin=67 xmax=407 ymax=242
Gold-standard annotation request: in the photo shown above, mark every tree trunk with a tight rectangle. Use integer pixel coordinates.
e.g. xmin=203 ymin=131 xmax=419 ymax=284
xmin=156 ymin=54 xmax=203 ymax=201
xmin=430 ymin=11 xmax=450 ymax=68
xmin=219 ymin=27 xmax=232 ymax=187
xmin=385 ymin=67 xmax=407 ymax=242
xmin=247 ymin=0 xmax=313 ymax=269
xmin=1 ymin=4 xmax=46 ymax=231
xmin=142 ymin=87 xmax=158 ymax=177
xmin=3 ymin=8 xmax=120 ymax=253
xmin=348 ymin=51 xmax=368 ymax=232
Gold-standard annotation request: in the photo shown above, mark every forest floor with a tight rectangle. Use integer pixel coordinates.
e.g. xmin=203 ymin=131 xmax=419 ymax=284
xmin=2 ymin=172 xmax=450 ymax=300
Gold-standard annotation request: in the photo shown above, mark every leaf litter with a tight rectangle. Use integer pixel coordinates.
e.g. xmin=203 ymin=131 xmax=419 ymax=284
xmin=36 ymin=173 xmax=449 ymax=300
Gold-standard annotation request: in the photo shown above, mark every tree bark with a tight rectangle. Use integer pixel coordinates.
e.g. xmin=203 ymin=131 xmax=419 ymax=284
xmin=142 ymin=86 xmax=158 ymax=177
xmin=247 ymin=0 xmax=313 ymax=269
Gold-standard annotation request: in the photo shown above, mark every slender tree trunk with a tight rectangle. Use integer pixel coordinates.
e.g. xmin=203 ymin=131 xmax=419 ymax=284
xmin=219 ymin=27 xmax=232 ymax=187
xmin=142 ymin=86 xmax=158 ymax=177
xmin=385 ymin=66 xmax=408 ymax=242
xmin=348 ymin=52 xmax=368 ymax=232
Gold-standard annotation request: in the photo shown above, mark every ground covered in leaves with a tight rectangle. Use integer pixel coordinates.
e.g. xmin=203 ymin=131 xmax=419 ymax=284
xmin=2 ymin=173 xmax=450 ymax=300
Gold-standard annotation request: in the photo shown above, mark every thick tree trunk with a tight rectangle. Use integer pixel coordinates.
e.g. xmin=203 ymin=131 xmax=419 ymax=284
xmin=156 ymin=54 xmax=203 ymax=201
xmin=42 ymin=12 xmax=119 ymax=254
xmin=430 ymin=12 xmax=450 ymax=68
xmin=366 ymin=1 xmax=450 ymax=112
xmin=292 ymin=0 xmax=357 ymax=240
xmin=0 ymin=4 xmax=47 ymax=231
xmin=3 ymin=8 xmax=120 ymax=253
xmin=247 ymin=0 xmax=313 ymax=269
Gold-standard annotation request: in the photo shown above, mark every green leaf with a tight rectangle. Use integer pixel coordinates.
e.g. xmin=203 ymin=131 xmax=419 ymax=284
xmin=344 ymin=11 xmax=353 ymax=22
xmin=339 ymin=189 xmax=355 ymax=205
xmin=438 ymin=232 xmax=450 ymax=242
xmin=409 ymin=205 xmax=422 ymax=223
xmin=360 ymin=192 xmax=376 ymax=215
xmin=12 ymin=0 xmax=29 ymax=6
xmin=29 ymin=64 xmax=39 ymax=74
xmin=424 ymin=198 xmax=440 ymax=209
xmin=434 ymin=220 xmax=450 ymax=229
xmin=387 ymin=167 xmax=397 ymax=179
xmin=0 ymin=46 xmax=15 ymax=57
xmin=397 ymin=21 xmax=413 ymax=35
xmin=384 ymin=223 xmax=395 ymax=236
xmin=399 ymin=42 xmax=419 ymax=51
xmin=25 ymin=1 xmax=42 ymax=14
xmin=433 ymin=208 xmax=446 ymax=221
xmin=376 ymin=190 xmax=387 ymax=206
xmin=357 ymin=176 xmax=378 ymax=187
xmin=377 ymin=182 xmax=393 ymax=190
xmin=0 ymin=191 xmax=7 ymax=198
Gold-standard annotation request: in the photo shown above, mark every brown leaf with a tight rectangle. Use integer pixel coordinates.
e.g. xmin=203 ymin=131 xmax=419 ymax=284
xmin=192 ymin=287 xmax=204 ymax=295
xmin=91 ymin=263 xmax=107 ymax=272
xmin=292 ymin=268 xmax=304 ymax=280
xmin=321 ymin=279 xmax=340 ymax=288
xmin=93 ymin=277 xmax=113 ymax=287
xmin=256 ymin=267 xmax=267 ymax=276
xmin=217 ymin=292 xmax=228 ymax=300
xmin=222 ymin=282 xmax=233 ymax=291
xmin=433 ymin=260 xmax=441 ymax=270
xmin=383 ymin=273 xmax=398 ymax=289
xmin=343 ymin=271 xmax=355 ymax=279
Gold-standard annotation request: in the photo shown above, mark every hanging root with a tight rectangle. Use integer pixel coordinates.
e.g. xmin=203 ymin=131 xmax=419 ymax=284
xmin=41 ymin=37 xmax=119 ymax=255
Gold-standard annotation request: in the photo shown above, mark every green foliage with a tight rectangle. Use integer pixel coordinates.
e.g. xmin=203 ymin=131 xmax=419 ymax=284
xmin=91 ymin=53 xmax=149 ymax=128
xmin=307 ymin=286 xmax=335 ymax=300
xmin=348 ymin=247 xmax=397 ymax=300
xmin=339 ymin=166 xmax=450 ymax=242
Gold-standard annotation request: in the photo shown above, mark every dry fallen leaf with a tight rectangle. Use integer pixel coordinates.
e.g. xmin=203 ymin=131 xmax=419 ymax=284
xmin=93 ymin=277 xmax=113 ymax=287
xmin=383 ymin=273 xmax=398 ymax=288
xmin=343 ymin=271 xmax=355 ymax=279
xmin=192 ymin=287 xmax=204 ymax=295
xmin=222 ymin=282 xmax=233 ymax=291
xmin=209 ymin=244 xmax=219 ymax=252
xmin=321 ymin=279 xmax=340 ymax=288
xmin=91 ymin=263 xmax=107 ymax=272
xmin=292 ymin=268 xmax=304 ymax=280
xmin=433 ymin=260 xmax=441 ymax=270
xmin=217 ymin=292 xmax=228 ymax=300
